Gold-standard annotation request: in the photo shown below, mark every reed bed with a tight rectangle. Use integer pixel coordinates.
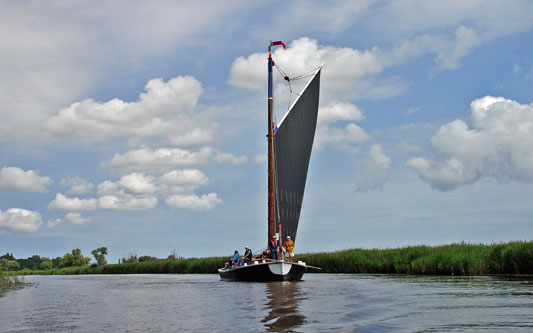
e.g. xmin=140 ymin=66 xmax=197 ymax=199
xmin=14 ymin=240 xmax=533 ymax=276
xmin=0 ymin=271 xmax=23 ymax=294
xmin=17 ymin=256 xmax=229 ymax=275
xmin=296 ymin=240 xmax=533 ymax=275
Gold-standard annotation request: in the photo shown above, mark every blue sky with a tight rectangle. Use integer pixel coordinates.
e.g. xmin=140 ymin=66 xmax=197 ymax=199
xmin=2 ymin=1 xmax=533 ymax=263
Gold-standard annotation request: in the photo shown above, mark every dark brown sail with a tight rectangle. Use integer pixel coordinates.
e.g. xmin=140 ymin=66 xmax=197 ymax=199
xmin=273 ymin=68 xmax=321 ymax=242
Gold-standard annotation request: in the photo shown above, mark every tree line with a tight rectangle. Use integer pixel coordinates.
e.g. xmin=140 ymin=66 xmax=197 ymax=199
xmin=0 ymin=247 xmax=108 ymax=271
xmin=3 ymin=241 xmax=533 ymax=276
xmin=0 ymin=247 xmax=184 ymax=272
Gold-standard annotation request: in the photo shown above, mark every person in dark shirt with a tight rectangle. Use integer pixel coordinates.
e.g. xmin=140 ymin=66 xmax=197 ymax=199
xmin=240 ymin=246 xmax=253 ymax=265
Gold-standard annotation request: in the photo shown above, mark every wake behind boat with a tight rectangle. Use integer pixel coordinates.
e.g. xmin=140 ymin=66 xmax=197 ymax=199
xmin=219 ymin=41 xmax=321 ymax=282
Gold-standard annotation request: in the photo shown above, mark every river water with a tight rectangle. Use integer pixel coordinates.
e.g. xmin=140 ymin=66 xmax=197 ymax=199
xmin=1 ymin=274 xmax=532 ymax=332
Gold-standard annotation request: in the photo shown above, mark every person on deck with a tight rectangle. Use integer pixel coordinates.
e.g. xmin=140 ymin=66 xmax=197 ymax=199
xmin=269 ymin=236 xmax=279 ymax=260
xmin=240 ymin=246 xmax=252 ymax=265
xmin=284 ymin=236 xmax=295 ymax=259
xmin=226 ymin=250 xmax=240 ymax=268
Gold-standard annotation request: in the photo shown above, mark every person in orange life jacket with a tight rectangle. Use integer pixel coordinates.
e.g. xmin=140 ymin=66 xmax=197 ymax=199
xmin=269 ymin=235 xmax=279 ymax=260
xmin=284 ymin=236 xmax=295 ymax=258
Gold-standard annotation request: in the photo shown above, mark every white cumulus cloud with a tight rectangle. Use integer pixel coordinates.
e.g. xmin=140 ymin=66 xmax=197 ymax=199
xmin=0 ymin=166 xmax=51 ymax=192
xmin=0 ymin=1 xmax=247 ymax=142
xmin=98 ymin=195 xmax=158 ymax=211
xmin=48 ymin=168 xmax=224 ymax=213
xmin=65 ymin=212 xmax=91 ymax=225
xmin=315 ymin=123 xmax=369 ymax=150
xmin=435 ymin=26 xmax=481 ymax=71
xmin=407 ymin=96 xmax=533 ymax=190
xmin=229 ymin=34 xmax=485 ymax=105
xmin=165 ymin=193 xmax=222 ymax=211
xmin=44 ymin=76 xmax=203 ymax=142
xmin=49 ymin=193 xmax=98 ymax=211
xmin=0 ymin=208 xmax=42 ymax=233
xmin=104 ymin=147 xmax=213 ymax=173
xmin=60 ymin=177 xmax=94 ymax=195
xmin=116 ymin=173 xmax=157 ymax=194
xmin=318 ymin=102 xmax=364 ymax=124
xmin=97 ymin=180 xmax=158 ymax=211
xmin=47 ymin=218 xmax=63 ymax=229
xmin=229 ymin=37 xmax=392 ymax=101
xmin=104 ymin=146 xmax=248 ymax=174
xmin=166 ymin=127 xmax=215 ymax=148
xmin=160 ymin=169 xmax=209 ymax=187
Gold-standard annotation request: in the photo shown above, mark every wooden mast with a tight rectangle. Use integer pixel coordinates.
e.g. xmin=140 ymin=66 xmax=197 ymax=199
xmin=267 ymin=40 xmax=285 ymax=247
xmin=267 ymin=41 xmax=275 ymax=244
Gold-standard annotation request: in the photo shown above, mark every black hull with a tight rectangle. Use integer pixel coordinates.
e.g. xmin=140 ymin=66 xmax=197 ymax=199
xmin=218 ymin=261 xmax=306 ymax=282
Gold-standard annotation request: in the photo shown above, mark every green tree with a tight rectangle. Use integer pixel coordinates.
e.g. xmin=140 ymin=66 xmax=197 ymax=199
xmin=59 ymin=248 xmax=90 ymax=268
xmin=0 ymin=259 xmax=8 ymax=270
xmin=9 ymin=260 xmax=19 ymax=271
xmin=91 ymin=247 xmax=108 ymax=266
xmin=15 ymin=255 xmax=42 ymax=270
xmin=0 ymin=253 xmax=15 ymax=261
xmin=139 ymin=255 xmax=158 ymax=262
xmin=40 ymin=258 xmax=53 ymax=270
xmin=0 ymin=259 xmax=20 ymax=271
xmin=122 ymin=252 xmax=138 ymax=263
xmin=52 ymin=256 xmax=62 ymax=269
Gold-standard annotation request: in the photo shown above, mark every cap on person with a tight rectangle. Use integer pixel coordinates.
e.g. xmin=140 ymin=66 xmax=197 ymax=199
xmin=245 ymin=246 xmax=249 ymax=249
xmin=287 ymin=236 xmax=291 ymax=239
xmin=273 ymin=235 xmax=277 ymax=239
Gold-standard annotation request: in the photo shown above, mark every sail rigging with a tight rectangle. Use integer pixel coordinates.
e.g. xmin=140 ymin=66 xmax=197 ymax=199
xmin=273 ymin=67 xmax=321 ymax=242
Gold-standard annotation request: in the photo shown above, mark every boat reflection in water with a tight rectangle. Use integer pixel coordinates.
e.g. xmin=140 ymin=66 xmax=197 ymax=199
xmin=262 ymin=281 xmax=305 ymax=332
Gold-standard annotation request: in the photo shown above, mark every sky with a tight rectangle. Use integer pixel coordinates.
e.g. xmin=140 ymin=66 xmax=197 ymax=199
xmin=2 ymin=0 xmax=533 ymax=263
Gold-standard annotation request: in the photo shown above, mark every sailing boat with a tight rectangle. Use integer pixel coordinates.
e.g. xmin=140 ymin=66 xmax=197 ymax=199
xmin=219 ymin=41 xmax=321 ymax=281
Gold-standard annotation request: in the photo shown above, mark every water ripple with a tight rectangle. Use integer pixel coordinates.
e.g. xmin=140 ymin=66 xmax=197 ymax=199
xmin=1 ymin=274 xmax=532 ymax=332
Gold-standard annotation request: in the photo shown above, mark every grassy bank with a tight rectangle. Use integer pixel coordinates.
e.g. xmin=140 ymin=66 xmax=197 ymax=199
xmin=299 ymin=241 xmax=533 ymax=275
xmin=12 ymin=241 xmax=533 ymax=276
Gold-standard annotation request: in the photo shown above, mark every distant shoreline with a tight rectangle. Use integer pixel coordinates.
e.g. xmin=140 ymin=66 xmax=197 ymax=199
xmin=10 ymin=240 xmax=533 ymax=276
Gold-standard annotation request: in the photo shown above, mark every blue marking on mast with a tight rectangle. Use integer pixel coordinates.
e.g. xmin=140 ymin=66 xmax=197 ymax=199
xmin=268 ymin=57 xmax=273 ymax=99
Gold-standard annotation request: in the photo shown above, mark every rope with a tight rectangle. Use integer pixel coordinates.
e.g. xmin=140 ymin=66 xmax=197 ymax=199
xmin=254 ymin=247 xmax=268 ymax=257
xmin=274 ymin=64 xmax=288 ymax=80
xmin=274 ymin=63 xmax=298 ymax=110
xmin=286 ymin=80 xmax=300 ymax=110
xmin=290 ymin=66 xmax=320 ymax=80
xmin=290 ymin=65 xmax=321 ymax=81
xmin=273 ymin=63 xmax=320 ymax=110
